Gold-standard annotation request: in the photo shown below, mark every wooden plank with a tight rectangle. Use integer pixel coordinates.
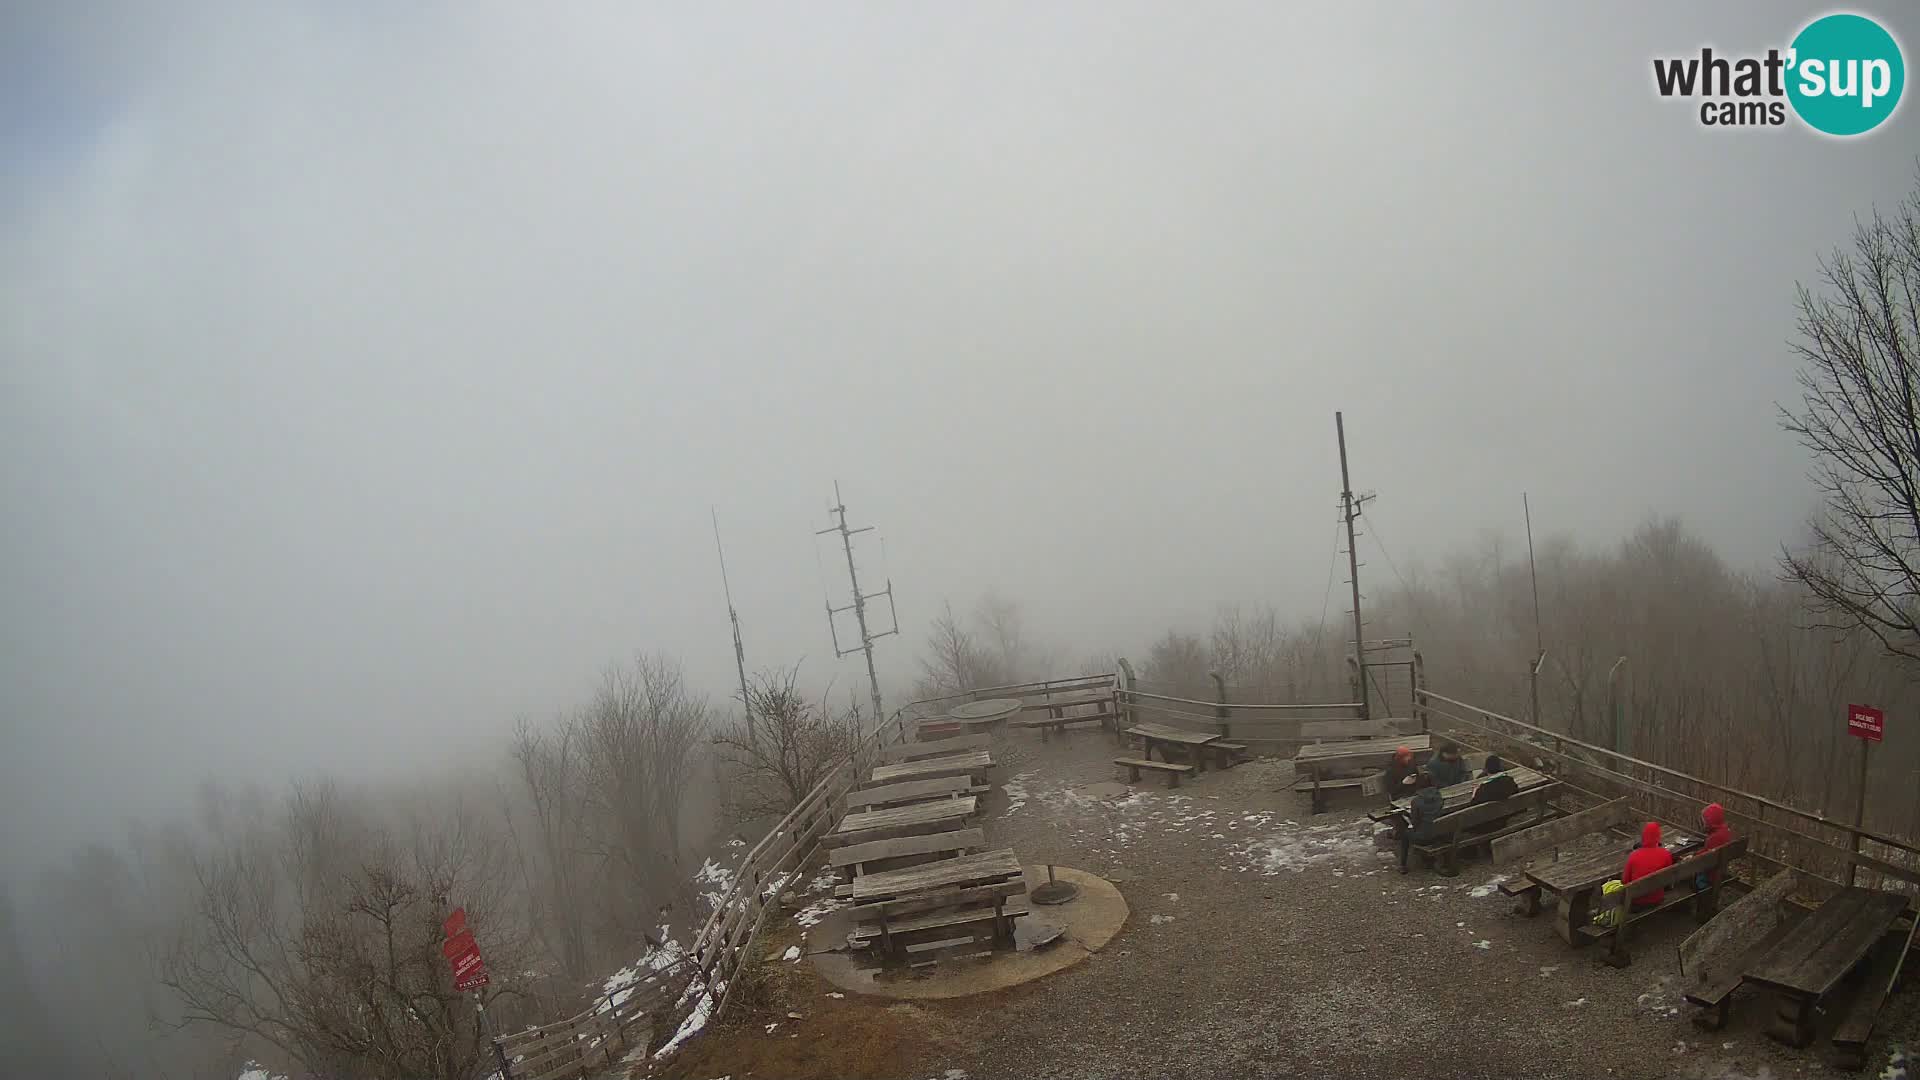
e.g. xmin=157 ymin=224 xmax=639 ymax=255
xmin=880 ymin=732 xmax=990 ymax=763
xmin=1013 ymin=711 xmax=1116 ymax=728
xmin=1492 ymin=798 xmax=1631 ymax=866
xmin=842 ymin=879 xmax=1030 ymax=920
xmin=1745 ymin=886 xmax=1911 ymax=998
xmin=830 ymin=828 xmax=986 ymax=870
xmin=1113 ymin=756 xmax=1194 ymax=773
xmin=850 ymin=896 xmax=1033 ymax=943
xmin=828 ymin=798 xmax=976 ymax=846
xmin=1295 ymin=734 xmax=1432 ymax=768
xmin=1681 ymin=869 xmax=1797 ymax=977
xmin=1831 ymin=912 xmax=1919 ymax=1064
xmin=845 ymin=775 xmax=974 ymax=811
xmin=1298 ymin=719 xmax=1410 ymax=741
xmin=1680 ymin=871 xmax=1802 ymax=1028
xmin=1847 ymin=848 xmax=1920 ymax=890
xmin=1126 ymin=723 xmax=1220 ymax=745
xmin=846 ymin=848 xmax=1023 ymax=901
xmin=868 ymin=749 xmax=995 ymax=786
xmin=1527 ymin=828 xmax=1702 ymax=894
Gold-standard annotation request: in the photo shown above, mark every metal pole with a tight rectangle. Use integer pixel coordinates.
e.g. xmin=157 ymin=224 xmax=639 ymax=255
xmin=1336 ymin=412 xmax=1369 ymax=722
xmin=817 ymin=482 xmax=891 ymax=726
xmin=1524 ymin=493 xmax=1543 ymax=658
xmin=1606 ymin=656 xmax=1627 ymax=754
xmin=1849 ymin=737 xmax=1869 ymax=886
xmin=478 ymin=991 xmax=511 ymax=1079
xmin=712 ymin=509 xmax=755 ymax=743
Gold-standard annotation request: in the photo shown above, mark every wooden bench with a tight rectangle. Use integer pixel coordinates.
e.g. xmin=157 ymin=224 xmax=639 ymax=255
xmin=830 ymin=827 xmax=986 ymax=882
xmin=1490 ymin=798 xmax=1632 ymax=914
xmin=1113 ymin=756 xmax=1195 ymax=788
xmin=1405 ymin=787 xmax=1557 ymax=877
xmin=1290 ymin=772 xmax=1381 ymax=796
xmin=841 ymin=850 xmax=1028 ymax=962
xmin=879 ymin=732 xmax=991 ymax=764
xmin=847 ymin=895 xmax=1033 ymax=950
xmin=845 ymin=775 xmax=985 ymax=814
xmin=1013 ymin=711 xmax=1118 ymax=739
xmin=1831 ymin=911 xmax=1918 ymax=1070
xmin=1681 ymin=870 xmax=1800 ymax=1031
xmin=1579 ymin=837 xmax=1748 ymax=967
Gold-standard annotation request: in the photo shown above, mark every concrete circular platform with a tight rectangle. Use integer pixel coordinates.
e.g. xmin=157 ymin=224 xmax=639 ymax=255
xmin=808 ymin=865 xmax=1127 ymax=1000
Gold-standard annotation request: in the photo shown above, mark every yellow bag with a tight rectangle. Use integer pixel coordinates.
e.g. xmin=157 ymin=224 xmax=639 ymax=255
xmin=1593 ymin=878 xmax=1625 ymax=928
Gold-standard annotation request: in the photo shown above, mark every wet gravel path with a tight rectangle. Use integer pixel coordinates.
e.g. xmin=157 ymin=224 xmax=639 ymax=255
xmin=940 ymin=729 xmax=1917 ymax=1080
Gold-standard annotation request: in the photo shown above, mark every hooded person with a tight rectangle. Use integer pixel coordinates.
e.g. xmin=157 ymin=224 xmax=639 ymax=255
xmin=1383 ymin=746 xmax=1419 ymax=796
xmin=1694 ymin=803 xmax=1733 ymax=891
xmin=1620 ymin=821 xmax=1675 ymax=907
xmin=1479 ymin=753 xmax=1507 ymax=778
xmin=1398 ymin=772 xmax=1447 ymax=873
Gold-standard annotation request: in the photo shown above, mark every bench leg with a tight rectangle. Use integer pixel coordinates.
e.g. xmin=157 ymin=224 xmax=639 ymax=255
xmin=1556 ymin=891 xmax=1593 ymax=947
xmin=1127 ymin=764 xmax=1141 ymax=784
xmin=1166 ymin=769 xmax=1180 ymax=789
xmin=1692 ymin=996 xmax=1731 ymax=1032
xmin=1517 ymin=887 xmax=1541 ymax=918
xmin=1766 ymin=992 xmax=1815 ymax=1049
xmin=1693 ymin=880 xmax=1721 ymax=924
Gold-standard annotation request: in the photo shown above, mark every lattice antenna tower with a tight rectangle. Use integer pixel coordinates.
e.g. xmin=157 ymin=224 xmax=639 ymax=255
xmin=816 ymin=481 xmax=899 ymax=727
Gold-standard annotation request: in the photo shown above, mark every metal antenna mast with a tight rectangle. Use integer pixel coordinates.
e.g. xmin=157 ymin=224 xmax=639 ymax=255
xmin=816 ymin=482 xmax=898 ymax=727
xmin=712 ymin=508 xmax=755 ymax=742
xmin=1336 ymin=412 xmax=1375 ymax=721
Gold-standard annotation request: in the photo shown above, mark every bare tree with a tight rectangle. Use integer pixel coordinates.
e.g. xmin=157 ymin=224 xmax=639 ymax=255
xmin=1781 ymin=172 xmax=1920 ymax=669
xmin=712 ymin=666 xmax=860 ymax=823
xmin=577 ymin=655 xmax=708 ymax=936
xmin=508 ymin=717 xmax=593 ymax=982
xmin=159 ymin=785 xmax=534 ymax=1080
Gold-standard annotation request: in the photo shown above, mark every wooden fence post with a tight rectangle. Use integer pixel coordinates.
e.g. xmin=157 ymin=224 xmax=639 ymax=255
xmin=1412 ymin=651 xmax=1427 ymax=734
xmin=1209 ymin=670 xmax=1230 ymax=739
xmin=1116 ymin=658 xmax=1137 ymax=739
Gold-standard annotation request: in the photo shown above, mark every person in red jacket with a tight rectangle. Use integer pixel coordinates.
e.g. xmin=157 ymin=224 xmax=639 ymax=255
xmin=1621 ymin=821 xmax=1675 ymax=907
xmin=1695 ymin=803 xmax=1733 ymax=891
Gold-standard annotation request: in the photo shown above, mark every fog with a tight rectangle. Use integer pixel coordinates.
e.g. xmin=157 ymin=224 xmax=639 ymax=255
xmin=1 ymin=0 xmax=1913 ymax=891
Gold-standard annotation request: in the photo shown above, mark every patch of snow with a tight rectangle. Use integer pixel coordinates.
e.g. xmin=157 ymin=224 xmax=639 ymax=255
xmin=1456 ymin=922 xmax=1465 ymax=928
xmin=237 ymin=1064 xmax=287 ymax=1080
xmin=1539 ymin=965 xmax=1560 ymax=976
xmin=1472 ymin=939 xmax=1491 ymax=950
xmin=1468 ymin=875 xmax=1507 ymax=899
xmin=827 ymin=992 xmax=845 ymax=999
xmin=1564 ymin=997 xmax=1588 ymax=1007
xmin=1231 ymin=820 xmax=1380 ymax=875
xmin=765 ymin=1022 xmax=779 ymax=1034
xmin=603 ymin=926 xmax=687 ymax=1008
xmin=796 ymin=896 xmax=847 ymax=928
xmin=1164 ymin=892 xmax=1179 ymax=902
xmin=1149 ymin=914 xmax=1176 ymax=925
xmin=653 ymin=978 xmax=718 ymax=1060
xmin=782 ymin=945 xmax=801 ymax=962
xmin=694 ymin=858 xmax=735 ymax=912
xmin=727 ymin=838 xmax=746 ymax=847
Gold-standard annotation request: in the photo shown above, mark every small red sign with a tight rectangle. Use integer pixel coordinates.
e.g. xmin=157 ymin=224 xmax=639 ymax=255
xmin=443 ymin=908 xmax=467 ymax=940
xmin=1847 ymin=704 xmax=1885 ymax=742
xmin=442 ymin=929 xmax=477 ymax=961
xmin=454 ymin=961 xmax=489 ymax=992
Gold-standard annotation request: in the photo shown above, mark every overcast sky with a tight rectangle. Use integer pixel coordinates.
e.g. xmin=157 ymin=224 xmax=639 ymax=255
xmin=3 ymin=1 xmax=1914 ymax=865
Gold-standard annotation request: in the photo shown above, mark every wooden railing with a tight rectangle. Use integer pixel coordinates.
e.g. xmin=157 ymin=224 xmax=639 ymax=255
xmin=1418 ymin=688 xmax=1920 ymax=905
xmin=494 ymin=672 xmax=1118 ymax=1075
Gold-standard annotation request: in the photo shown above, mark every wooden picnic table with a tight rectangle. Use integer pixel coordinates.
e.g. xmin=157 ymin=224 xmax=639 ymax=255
xmin=1126 ymin=722 xmax=1222 ymax=771
xmin=843 ymin=848 xmax=1030 ymax=960
xmin=1742 ymin=885 xmax=1912 ymax=1048
xmin=827 ymin=796 xmax=977 ymax=848
xmin=1295 ymin=733 xmax=1433 ymax=812
xmin=868 ymin=748 xmax=995 ymax=787
xmin=947 ymin=698 xmax=1023 ymax=727
xmin=1372 ymin=765 xmax=1553 ymax=820
xmin=1522 ymin=828 xmax=1701 ymax=944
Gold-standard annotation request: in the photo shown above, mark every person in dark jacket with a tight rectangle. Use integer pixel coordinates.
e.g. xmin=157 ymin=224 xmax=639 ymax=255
xmin=1425 ymin=742 xmax=1470 ymax=788
xmin=1479 ymin=753 xmax=1507 ymax=778
xmin=1694 ymin=803 xmax=1733 ymax=891
xmin=1621 ymin=821 xmax=1675 ymax=908
xmin=1398 ymin=773 xmax=1446 ymax=873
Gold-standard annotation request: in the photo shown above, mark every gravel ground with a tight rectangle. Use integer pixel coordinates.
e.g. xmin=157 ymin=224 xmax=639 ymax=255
xmin=937 ymin=729 xmax=1918 ymax=1080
